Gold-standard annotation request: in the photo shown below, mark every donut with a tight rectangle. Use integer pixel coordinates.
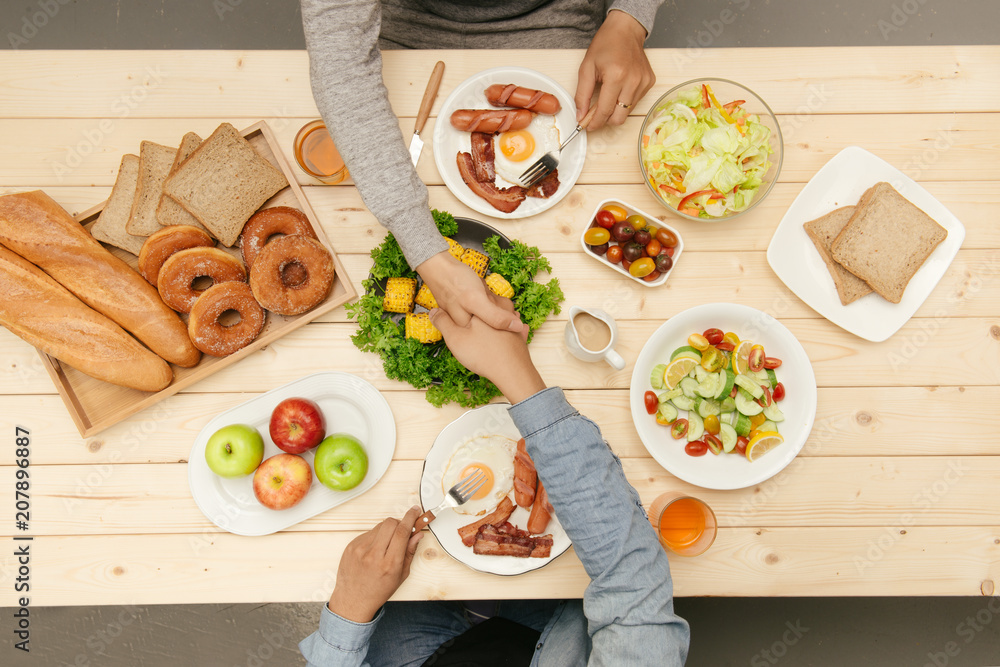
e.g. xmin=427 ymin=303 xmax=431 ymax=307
xmin=157 ymin=247 xmax=247 ymax=313
xmin=249 ymin=235 xmax=334 ymax=316
xmin=239 ymin=206 xmax=317 ymax=270
xmin=138 ymin=225 xmax=215 ymax=285
xmin=188 ymin=281 xmax=265 ymax=357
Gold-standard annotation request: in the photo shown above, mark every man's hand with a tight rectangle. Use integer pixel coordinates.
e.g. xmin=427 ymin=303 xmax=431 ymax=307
xmin=327 ymin=506 xmax=424 ymax=623
xmin=575 ymin=9 xmax=656 ymax=130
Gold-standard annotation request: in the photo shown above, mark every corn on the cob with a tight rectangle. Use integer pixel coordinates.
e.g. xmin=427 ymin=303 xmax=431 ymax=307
xmin=446 ymin=237 xmax=464 ymax=260
xmin=485 ymin=272 xmax=514 ymax=299
xmin=460 ymin=248 xmax=489 ymax=277
xmin=405 ymin=312 xmax=442 ymax=343
xmin=382 ymin=277 xmax=417 ymax=313
xmin=414 ymin=283 xmax=438 ymax=310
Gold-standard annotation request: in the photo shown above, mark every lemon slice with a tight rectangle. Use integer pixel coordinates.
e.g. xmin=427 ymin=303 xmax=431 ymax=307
xmin=745 ymin=431 xmax=783 ymax=462
xmin=664 ymin=357 xmax=698 ymax=389
xmin=733 ymin=339 xmax=753 ymax=375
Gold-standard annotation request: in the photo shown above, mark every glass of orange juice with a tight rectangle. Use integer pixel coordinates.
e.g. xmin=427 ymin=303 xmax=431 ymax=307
xmin=647 ymin=492 xmax=717 ymax=556
xmin=293 ymin=120 xmax=348 ymax=184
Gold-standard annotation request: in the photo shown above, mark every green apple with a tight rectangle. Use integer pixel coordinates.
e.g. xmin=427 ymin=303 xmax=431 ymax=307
xmin=204 ymin=424 xmax=264 ymax=477
xmin=314 ymin=433 xmax=368 ymax=491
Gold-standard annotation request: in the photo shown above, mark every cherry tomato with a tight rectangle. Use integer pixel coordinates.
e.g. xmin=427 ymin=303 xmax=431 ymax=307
xmin=704 ymin=434 xmax=723 ymax=455
xmin=722 ymin=332 xmax=740 ymax=347
xmin=611 ymin=221 xmax=635 ymax=244
xmin=700 ymin=346 xmax=725 ymax=372
xmin=685 ymin=440 xmax=708 ymax=457
xmin=654 ymin=253 xmax=673 ymax=273
xmin=763 ymin=356 xmax=783 ymax=369
xmin=606 ymin=245 xmax=623 ymax=264
xmin=643 ymin=269 xmax=661 ymax=282
xmin=604 ymin=204 xmax=628 ymax=223
xmin=703 ymin=328 xmax=724 ymax=345
xmin=633 ymin=229 xmax=652 ymax=247
xmin=757 ymin=384 xmax=773 ymax=407
xmin=623 ymin=241 xmax=645 ymax=263
xmin=589 ymin=242 xmax=609 ymax=256
xmin=626 ymin=213 xmax=648 ymax=231
xmin=749 ymin=412 xmax=766 ymax=429
xmin=703 ymin=414 xmax=720 ymax=435
xmin=644 ymin=390 xmax=658 ymax=415
xmin=748 ymin=344 xmax=765 ymax=372
xmin=645 ymin=239 xmax=662 ymax=257
xmin=584 ymin=227 xmax=611 ymax=246
xmin=773 ymin=382 xmax=786 ymax=402
xmin=629 ymin=257 xmax=656 ymax=278
xmin=622 ymin=257 xmax=632 ymax=272
xmin=735 ymin=436 xmax=749 ymax=456
xmin=655 ymin=227 xmax=678 ymax=248
xmin=730 ymin=385 xmax=739 ymax=398
xmin=663 ymin=245 xmax=675 ymax=257
xmin=688 ymin=333 xmax=710 ymax=351
xmin=670 ymin=419 xmax=689 ymax=439
xmin=595 ymin=209 xmax=616 ymax=229
xmin=716 ymin=341 xmax=735 ymax=352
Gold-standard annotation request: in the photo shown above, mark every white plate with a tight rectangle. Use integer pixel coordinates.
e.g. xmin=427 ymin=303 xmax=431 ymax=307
xmin=432 ymin=66 xmax=586 ymax=220
xmin=766 ymin=145 xmax=965 ymax=342
xmin=188 ymin=371 xmax=395 ymax=536
xmin=419 ymin=403 xmax=571 ymax=575
xmin=630 ymin=303 xmax=817 ymax=491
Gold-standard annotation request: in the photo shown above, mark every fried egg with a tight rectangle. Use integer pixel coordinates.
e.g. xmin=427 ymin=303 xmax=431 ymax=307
xmin=441 ymin=434 xmax=516 ymax=516
xmin=493 ymin=114 xmax=560 ymax=186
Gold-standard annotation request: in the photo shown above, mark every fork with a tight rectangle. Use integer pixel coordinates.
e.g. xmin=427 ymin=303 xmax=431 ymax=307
xmin=518 ymin=106 xmax=597 ymax=188
xmin=413 ymin=468 xmax=488 ymax=532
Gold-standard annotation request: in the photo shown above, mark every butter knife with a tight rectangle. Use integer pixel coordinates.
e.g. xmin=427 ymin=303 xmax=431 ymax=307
xmin=408 ymin=61 xmax=445 ymax=167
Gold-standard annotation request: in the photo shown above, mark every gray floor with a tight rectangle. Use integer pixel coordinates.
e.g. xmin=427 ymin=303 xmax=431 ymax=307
xmin=3 ymin=1 xmax=999 ymax=665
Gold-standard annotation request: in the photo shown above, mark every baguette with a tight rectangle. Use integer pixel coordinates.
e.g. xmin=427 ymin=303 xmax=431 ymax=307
xmin=0 ymin=190 xmax=201 ymax=368
xmin=0 ymin=246 xmax=172 ymax=392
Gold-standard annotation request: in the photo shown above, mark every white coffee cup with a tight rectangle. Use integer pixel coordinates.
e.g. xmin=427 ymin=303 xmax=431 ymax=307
xmin=564 ymin=306 xmax=625 ymax=370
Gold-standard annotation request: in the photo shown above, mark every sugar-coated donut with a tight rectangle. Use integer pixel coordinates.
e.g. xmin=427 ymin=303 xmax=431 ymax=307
xmin=157 ymin=247 xmax=247 ymax=313
xmin=138 ymin=225 xmax=215 ymax=285
xmin=188 ymin=281 xmax=265 ymax=357
xmin=249 ymin=235 xmax=334 ymax=316
xmin=239 ymin=206 xmax=316 ymax=270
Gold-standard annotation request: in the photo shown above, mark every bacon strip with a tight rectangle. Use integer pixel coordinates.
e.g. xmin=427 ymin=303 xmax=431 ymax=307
xmin=456 ymin=152 xmax=526 ymax=213
xmin=457 ymin=496 xmax=515 ymax=547
xmin=469 ymin=132 xmax=495 ymax=183
xmin=472 ymin=523 xmax=554 ymax=558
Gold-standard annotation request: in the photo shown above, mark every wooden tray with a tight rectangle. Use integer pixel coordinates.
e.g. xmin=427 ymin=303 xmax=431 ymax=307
xmin=39 ymin=120 xmax=356 ymax=437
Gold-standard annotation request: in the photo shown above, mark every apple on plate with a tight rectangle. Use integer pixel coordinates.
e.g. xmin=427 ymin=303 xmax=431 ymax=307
xmin=205 ymin=424 xmax=265 ymax=478
xmin=270 ymin=397 xmax=326 ymax=454
xmin=253 ymin=453 xmax=313 ymax=510
xmin=314 ymin=433 xmax=368 ymax=491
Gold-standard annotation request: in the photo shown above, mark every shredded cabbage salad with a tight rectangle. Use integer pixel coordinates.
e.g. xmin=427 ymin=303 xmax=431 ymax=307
xmin=641 ymin=83 xmax=774 ymax=219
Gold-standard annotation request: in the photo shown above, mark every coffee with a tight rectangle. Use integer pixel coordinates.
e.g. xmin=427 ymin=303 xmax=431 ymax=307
xmin=573 ymin=312 xmax=611 ymax=351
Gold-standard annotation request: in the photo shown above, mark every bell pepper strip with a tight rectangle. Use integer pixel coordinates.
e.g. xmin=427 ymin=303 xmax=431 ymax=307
xmin=701 ymin=84 xmax=711 ymax=109
xmin=659 ymin=184 xmax=684 ymax=197
xmin=705 ymin=84 xmax=746 ymax=135
xmin=678 ymin=189 xmax=718 ymax=210
xmin=723 ymin=100 xmax=746 ymax=113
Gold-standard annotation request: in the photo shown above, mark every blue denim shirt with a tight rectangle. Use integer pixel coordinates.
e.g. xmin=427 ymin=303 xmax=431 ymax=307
xmin=300 ymin=387 xmax=690 ymax=665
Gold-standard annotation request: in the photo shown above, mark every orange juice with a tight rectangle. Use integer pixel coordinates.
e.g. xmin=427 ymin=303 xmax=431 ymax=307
xmin=658 ymin=497 xmax=706 ymax=549
xmin=293 ymin=120 xmax=348 ymax=184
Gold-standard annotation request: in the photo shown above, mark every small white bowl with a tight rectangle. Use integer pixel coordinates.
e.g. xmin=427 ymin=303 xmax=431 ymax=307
xmin=579 ymin=198 xmax=684 ymax=288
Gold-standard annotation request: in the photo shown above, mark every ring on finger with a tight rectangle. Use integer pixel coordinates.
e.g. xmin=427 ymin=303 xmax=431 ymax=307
xmin=616 ymin=101 xmax=632 ymax=109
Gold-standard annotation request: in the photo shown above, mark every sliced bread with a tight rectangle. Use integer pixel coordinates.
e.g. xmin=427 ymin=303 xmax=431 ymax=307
xmin=90 ymin=154 xmax=146 ymax=255
xmin=162 ymin=123 xmax=287 ymax=246
xmin=156 ymin=132 xmax=212 ymax=235
xmin=831 ymin=182 xmax=948 ymax=304
xmin=126 ymin=141 xmax=177 ymax=236
xmin=803 ymin=206 xmax=873 ymax=305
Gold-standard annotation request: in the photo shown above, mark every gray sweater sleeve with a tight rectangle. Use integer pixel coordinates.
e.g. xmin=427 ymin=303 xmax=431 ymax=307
xmin=300 ymin=0 xmax=448 ymax=270
xmin=609 ymin=0 xmax=664 ymax=38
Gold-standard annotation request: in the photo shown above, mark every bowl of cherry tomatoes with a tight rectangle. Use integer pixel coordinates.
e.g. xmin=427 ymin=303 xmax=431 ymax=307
xmin=580 ymin=199 xmax=683 ymax=287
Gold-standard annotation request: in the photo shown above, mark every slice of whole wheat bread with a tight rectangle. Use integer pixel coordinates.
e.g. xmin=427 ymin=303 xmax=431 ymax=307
xmin=831 ymin=182 xmax=948 ymax=304
xmin=126 ymin=141 xmax=177 ymax=236
xmin=156 ymin=132 xmax=212 ymax=235
xmin=803 ymin=206 xmax=873 ymax=305
xmin=161 ymin=123 xmax=287 ymax=246
xmin=91 ymin=154 xmax=146 ymax=255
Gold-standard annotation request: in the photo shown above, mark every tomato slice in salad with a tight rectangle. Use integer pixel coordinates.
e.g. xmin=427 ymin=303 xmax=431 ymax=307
xmin=671 ymin=419 xmax=689 ymax=439
xmin=685 ymin=440 xmax=708 ymax=457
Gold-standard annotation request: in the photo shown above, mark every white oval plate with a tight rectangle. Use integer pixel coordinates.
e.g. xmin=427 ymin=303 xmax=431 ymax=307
xmin=419 ymin=403 xmax=571 ymax=575
xmin=188 ymin=371 xmax=395 ymax=536
xmin=629 ymin=303 xmax=817 ymax=490
xmin=432 ymin=66 xmax=586 ymax=220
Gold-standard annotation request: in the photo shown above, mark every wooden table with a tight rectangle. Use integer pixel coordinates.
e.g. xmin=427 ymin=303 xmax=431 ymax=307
xmin=1 ymin=47 xmax=998 ymax=606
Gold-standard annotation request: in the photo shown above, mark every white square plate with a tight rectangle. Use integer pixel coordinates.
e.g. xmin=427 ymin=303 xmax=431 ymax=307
xmin=766 ymin=146 xmax=965 ymax=342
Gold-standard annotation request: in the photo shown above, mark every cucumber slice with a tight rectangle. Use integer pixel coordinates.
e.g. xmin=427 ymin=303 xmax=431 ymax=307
xmin=679 ymin=376 xmax=699 ymax=399
xmin=759 ymin=420 xmax=778 ymax=433
xmin=650 ymin=364 xmax=667 ymax=390
xmin=762 ymin=403 xmax=785 ymax=422
xmin=719 ymin=423 xmax=737 ymax=452
xmin=734 ymin=375 xmax=764 ymax=399
xmin=671 ymin=395 xmax=696 ymax=411
xmin=720 ymin=396 xmax=736 ymax=413
xmin=765 ymin=368 xmax=778 ymax=389
xmin=696 ymin=397 xmax=721 ymax=418
xmin=719 ymin=410 xmax=734 ymax=426
xmin=735 ymin=389 xmax=764 ymax=416
xmin=715 ymin=369 xmax=736 ymax=400
xmin=670 ymin=345 xmax=702 ymax=362
xmin=749 ymin=369 xmax=770 ymax=385
xmin=658 ymin=387 xmax=683 ymax=403
xmin=687 ymin=411 xmax=704 ymax=442
xmin=693 ymin=364 xmax=708 ymax=383
xmin=696 ymin=374 xmax=721 ymax=398
xmin=733 ymin=413 xmax=752 ymax=437
xmin=656 ymin=403 xmax=678 ymax=424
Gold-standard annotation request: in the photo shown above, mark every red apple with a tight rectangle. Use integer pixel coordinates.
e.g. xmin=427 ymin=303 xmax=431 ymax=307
xmin=269 ymin=397 xmax=326 ymax=454
xmin=252 ymin=453 xmax=312 ymax=510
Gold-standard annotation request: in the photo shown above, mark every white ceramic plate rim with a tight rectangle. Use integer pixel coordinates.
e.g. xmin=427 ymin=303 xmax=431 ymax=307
xmin=629 ymin=303 xmax=817 ymax=490
xmin=766 ymin=145 xmax=966 ymax=342
xmin=188 ymin=371 xmax=395 ymax=536
xmin=419 ymin=403 xmax=571 ymax=575
xmin=432 ymin=66 xmax=586 ymax=220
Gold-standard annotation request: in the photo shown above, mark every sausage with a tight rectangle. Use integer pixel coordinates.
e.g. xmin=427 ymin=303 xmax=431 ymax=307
xmin=513 ymin=438 xmax=537 ymax=507
xmin=526 ymin=481 xmax=552 ymax=535
xmin=450 ymin=109 xmax=534 ymax=134
xmin=486 ymin=84 xmax=561 ymax=115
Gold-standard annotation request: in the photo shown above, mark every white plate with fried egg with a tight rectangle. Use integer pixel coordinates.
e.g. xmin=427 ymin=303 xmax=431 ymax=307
xmin=432 ymin=66 xmax=586 ymax=220
xmin=419 ymin=403 xmax=572 ymax=575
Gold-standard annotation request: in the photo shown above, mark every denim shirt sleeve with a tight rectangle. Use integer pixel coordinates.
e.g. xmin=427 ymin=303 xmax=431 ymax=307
xmin=509 ymin=387 xmax=690 ymax=666
xmin=299 ymin=604 xmax=383 ymax=667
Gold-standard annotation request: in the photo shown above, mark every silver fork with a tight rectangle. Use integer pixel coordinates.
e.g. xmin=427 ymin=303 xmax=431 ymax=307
xmin=413 ymin=468 xmax=488 ymax=531
xmin=518 ymin=106 xmax=597 ymax=188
